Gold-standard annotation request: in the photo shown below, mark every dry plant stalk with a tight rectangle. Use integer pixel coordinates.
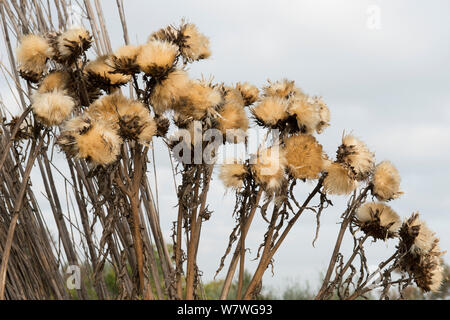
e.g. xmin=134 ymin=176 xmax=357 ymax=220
xmin=0 ymin=1 xmax=445 ymax=301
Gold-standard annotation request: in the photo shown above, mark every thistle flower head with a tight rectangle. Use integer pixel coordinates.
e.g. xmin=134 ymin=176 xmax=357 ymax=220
xmin=114 ymin=44 xmax=142 ymax=61
xmin=16 ymin=34 xmax=53 ymax=81
xmin=235 ymin=82 xmax=259 ymax=106
xmin=31 ymin=91 xmax=75 ymax=126
xmin=337 ymin=134 xmax=375 ymax=180
xmin=58 ymin=115 xmax=122 ymax=166
xmin=287 ymin=95 xmax=321 ymax=135
xmin=398 ymin=213 xmax=445 ymax=292
xmin=251 ymin=146 xmax=287 ymax=191
xmin=251 ymin=96 xmax=289 ymax=128
xmin=372 ymin=161 xmax=403 ymax=201
xmin=284 ymin=134 xmax=324 ymax=180
xmin=262 ymin=79 xmax=301 ymax=99
xmin=154 ymin=115 xmax=170 ymax=137
xmin=88 ymin=93 xmax=156 ymax=145
xmin=356 ymin=202 xmax=402 ymax=240
xmin=400 ymin=213 xmax=438 ymax=255
xmin=323 ymin=162 xmax=358 ymax=195
xmin=219 ymin=160 xmax=247 ymax=189
xmin=217 ymin=88 xmax=248 ymax=143
xmin=57 ymin=27 xmax=92 ymax=61
xmin=176 ymin=79 xmax=223 ymax=120
xmin=117 ymin=100 xmax=157 ymax=146
xmin=150 ymin=69 xmax=190 ymax=114
xmin=313 ymin=96 xmax=330 ymax=134
xmin=88 ymin=92 xmax=130 ymax=121
xmin=85 ymin=55 xmax=132 ymax=89
xmin=136 ymin=40 xmax=178 ymax=76
xmin=112 ymin=45 xmax=142 ymax=74
xmin=38 ymin=71 xmax=71 ymax=94
xmin=179 ymin=23 xmax=211 ymax=62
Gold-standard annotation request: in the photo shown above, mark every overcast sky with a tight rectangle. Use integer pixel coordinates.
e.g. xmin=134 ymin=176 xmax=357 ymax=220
xmin=1 ymin=0 xmax=449 ymax=295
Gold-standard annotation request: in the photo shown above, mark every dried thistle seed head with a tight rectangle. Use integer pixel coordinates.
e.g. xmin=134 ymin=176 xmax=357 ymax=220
xmin=398 ymin=213 xmax=445 ymax=293
xmin=38 ymin=71 xmax=71 ymax=94
xmin=217 ymin=88 xmax=248 ymax=143
xmin=173 ymin=111 xmax=191 ymax=128
xmin=223 ymin=86 xmax=245 ymax=107
xmin=356 ymin=202 xmax=402 ymax=240
xmin=31 ymin=91 xmax=75 ymax=126
xmin=402 ymin=253 xmax=444 ymax=293
xmin=88 ymin=93 xmax=156 ymax=145
xmin=262 ymin=79 xmax=301 ymax=99
xmin=336 ymin=134 xmax=375 ymax=181
xmin=117 ymin=100 xmax=157 ymax=146
xmin=88 ymin=92 xmax=130 ymax=122
xmin=219 ymin=160 xmax=247 ymax=189
xmin=178 ymin=23 xmax=211 ymax=62
xmin=251 ymin=146 xmax=287 ymax=191
xmin=323 ymin=161 xmax=358 ymax=195
xmin=313 ymin=96 xmax=330 ymax=134
xmin=111 ymin=45 xmax=142 ymax=74
xmin=58 ymin=115 xmax=122 ymax=166
xmin=283 ymin=134 xmax=325 ymax=180
xmin=114 ymin=44 xmax=142 ymax=61
xmin=57 ymin=27 xmax=92 ymax=61
xmin=150 ymin=69 xmax=190 ymax=114
xmin=235 ymin=82 xmax=259 ymax=106
xmin=175 ymin=79 xmax=223 ymax=120
xmin=57 ymin=114 xmax=93 ymax=158
xmin=136 ymin=40 xmax=178 ymax=76
xmin=149 ymin=24 xmax=179 ymax=43
xmin=372 ymin=161 xmax=403 ymax=201
xmin=85 ymin=55 xmax=132 ymax=88
xmin=251 ymin=96 xmax=289 ymax=127
xmin=399 ymin=213 xmax=438 ymax=255
xmin=16 ymin=34 xmax=53 ymax=80
xmin=154 ymin=116 xmax=170 ymax=137
xmin=424 ymin=259 xmax=445 ymax=292
xmin=287 ymin=95 xmax=321 ymax=135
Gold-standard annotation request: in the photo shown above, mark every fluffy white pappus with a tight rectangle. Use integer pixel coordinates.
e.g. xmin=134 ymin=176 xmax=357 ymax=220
xmin=251 ymin=96 xmax=289 ymax=127
xmin=235 ymin=82 xmax=259 ymax=106
xmin=356 ymin=202 xmax=402 ymax=235
xmin=251 ymin=146 xmax=287 ymax=191
xmin=428 ymin=262 xmax=444 ymax=292
xmin=372 ymin=161 xmax=403 ymax=201
xmin=262 ymin=79 xmax=302 ymax=99
xmin=136 ymin=40 xmax=178 ymax=75
xmin=38 ymin=71 xmax=71 ymax=93
xmin=150 ymin=69 xmax=191 ymax=114
xmin=180 ymin=23 xmax=211 ymax=61
xmin=118 ymin=100 xmax=157 ymax=146
xmin=323 ymin=162 xmax=358 ymax=195
xmin=338 ymin=134 xmax=375 ymax=180
xmin=59 ymin=115 xmax=122 ymax=166
xmin=57 ymin=27 xmax=91 ymax=59
xmin=16 ymin=34 xmax=53 ymax=75
xmin=176 ymin=79 xmax=223 ymax=120
xmin=287 ymin=96 xmax=321 ymax=134
xmin=85 ymin=55 xmax=132 ymax=85
xmin=113 ymin=44 xmax=142 ymax=61
xmin=76 ymin=120 xmax=122 ymax=166
xmin=219 ymin=161 xmax=247 ymax=189
xmin=32 ymin=91 xmax=75 ymax=126
xmin=405 ymin=214 xmax=437 ymax=255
